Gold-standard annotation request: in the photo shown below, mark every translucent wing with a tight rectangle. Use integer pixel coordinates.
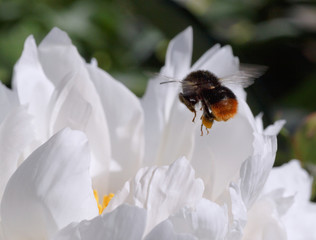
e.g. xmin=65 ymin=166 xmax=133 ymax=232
xmin=158 ymin=64 xmax=267 ymax=95
xmin=155 ymin=72 xmax=183 ymax=85
xmin=219 ymin=64 xmax=267 ymax=88
xmin=146 ymin=71 xmax=179 ymax=82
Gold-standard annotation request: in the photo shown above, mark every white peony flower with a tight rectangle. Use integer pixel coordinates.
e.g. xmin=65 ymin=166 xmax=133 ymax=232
xmin=4 ymin=27 xmax=145 ymax=197
xmin=0 ymin=26 xmax=315 ymax=240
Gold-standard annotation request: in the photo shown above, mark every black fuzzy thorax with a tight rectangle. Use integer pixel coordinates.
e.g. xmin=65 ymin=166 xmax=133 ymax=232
xmin=182 ymin=70 xmax=220 ymax=96
xmin=202 ymin=86 xmax=236 ymax=105
xmin=181 ymin=70 xmax=236 ymax=105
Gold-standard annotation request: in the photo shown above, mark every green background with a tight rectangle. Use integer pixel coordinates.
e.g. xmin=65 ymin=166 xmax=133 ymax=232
xmin=1 ymin=0 xmax=316 ymax=196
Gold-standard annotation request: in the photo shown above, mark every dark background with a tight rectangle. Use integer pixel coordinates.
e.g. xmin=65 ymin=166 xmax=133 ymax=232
xmin=1 ymin=0 xmax=316 ymax=189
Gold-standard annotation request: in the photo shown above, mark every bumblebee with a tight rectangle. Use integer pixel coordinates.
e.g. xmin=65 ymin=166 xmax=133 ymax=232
xmin=161 ymin=66 xmax=265 ymax=135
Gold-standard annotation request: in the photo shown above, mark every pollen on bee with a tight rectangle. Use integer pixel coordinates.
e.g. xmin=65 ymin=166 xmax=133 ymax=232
xmin=202 ymin=115 xmax=214 ymax=129
xmin=211 ymin=98 xmax=238 ymax=121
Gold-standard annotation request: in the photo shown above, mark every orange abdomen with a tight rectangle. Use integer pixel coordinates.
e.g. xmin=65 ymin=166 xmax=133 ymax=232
xmin=210 ymin=98 xmax=238 ymax=121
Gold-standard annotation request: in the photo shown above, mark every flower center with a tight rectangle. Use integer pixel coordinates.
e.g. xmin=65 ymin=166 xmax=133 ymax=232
xmin=93 ymin=190 xmax=114 ymax=214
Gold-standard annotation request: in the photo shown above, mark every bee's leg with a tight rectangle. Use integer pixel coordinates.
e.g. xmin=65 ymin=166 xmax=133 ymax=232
xmin=200 ymin=122 xmax=204 ymax=136
xmin=179 ymin=93 xmax=197 ymax=122
xmin=192 ymin=111 xmax=197 ymax=122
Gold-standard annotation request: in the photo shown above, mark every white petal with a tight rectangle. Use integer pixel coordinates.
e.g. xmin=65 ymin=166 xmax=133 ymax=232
xmin=142 ymin=77 xmax=195 ymax=166
xmin=282 ymin=200 xmax=316 ymax=240
xmin=162 ymin=26 xmax=192 ymax=79
xmin=12 ymin=35 xmax=55 ymax=141
xmin=47 ymin=75 xmax=110 ymax=194
xmin=141 ymin=77 xmax=168 ymax=166
xmin=254 ymin=113 xmax=264 ymax=133
xmin=0 ymin=82 xmax=19 ymax=123
xmin=168 ymin=198 xmax=228 ymax=239
xmin=87 ymin=64 xmax=144 ymax=193
xmin=262 ymin=160 xmax=316 ymax=239
xmin=191 ymin=99 xmax=255 ymax=201
xmin=191 ymin=44 xmax=221 ymax=71
xmin=192 ymin=45 xmax=239 ymax=78
xmin=161 ymin=26 xmax=192 ymax=114
xmin=240 ymin=119 xmax=285 ymax=208
xmin=263 ymin=189 xmax=294 ymax=217
xmin=0 ymin=222 xmax=3 ymax=240
xmin=39 ymin=28 xmax=112 ymax=195
xmin=38 ymin=27 xmax=81 ymax=87
xmin=154 ymin=99 xmax=196 ymax=166
xmin=0 ymin=128 xmax=98 ymax=240
xmin=242 ymin=195 xmax=287 ymax=240
xmin=48 ymin=75 xmax=92 ymax=135
xmin=263 ymin=160 xmax=312 ymax=203
xmin=54 ymin=204 xmax=147 ymax=240
xmin=264 ymin=119 xmax=286 ymax=136
xmin=106 ymin=157 xmax=204 ymax=235
xmin=145 ymin=220 xmax=197 ymax=240
xmin=239 ymin=136 xmax=276 ymax=208
xmin=141 ymin=27 xmax=194 ymax=166
xmin=0 ymin=107 xmax=34 ymax=201
xmin=225 ymin=183 xmax=247 ymax=240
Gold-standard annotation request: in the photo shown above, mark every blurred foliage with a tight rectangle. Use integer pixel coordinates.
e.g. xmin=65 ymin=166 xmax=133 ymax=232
xmin=294 ymin=113 xmax=316 ymax=164
xmin=293 ymin=112 xmax=316 ymax=200
xmin=1 ymin=0 xmax=316 ymax=192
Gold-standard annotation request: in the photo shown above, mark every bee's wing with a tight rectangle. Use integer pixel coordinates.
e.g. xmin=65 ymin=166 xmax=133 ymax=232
xmin=148 ymin=72 xmax=182 ymax=85
xmin=181 ymin=80 xmax=197 ymax=93
xmin=219 ymin=64 xmax=267 ymax=88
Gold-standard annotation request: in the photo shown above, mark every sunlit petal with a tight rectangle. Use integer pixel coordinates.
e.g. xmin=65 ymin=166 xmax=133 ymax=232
xmin=0 ymin=107 xmax=34 ymax=201
xmin=263 ymin=160 xmax=316 ymax=240
xmin=0 ymin=82 xmax=19 ymax=123
xmin=225 ymin=183 xmax=247 ymax=240
xmin=162 ymin=26 xmax=192 ymax=79
xmin=106 ymin=157 xmax=204 ymax=235
xmin=167 ymin=198 xmax=228 ymax=239
xmin=191 ymin=99 xmax=255 ymax=201
xmin=0 ymin=128 xmax=98 ymax=240
xmin=192 ymin=45 xmax=239 ymax=79
xmin=54 ymin=204 xmax=146 ymax=240
xmin=154 ymin=98 xmax=196 ymax=166
xmin=141 ymin=27 xmax=194 ymax=166
xmin=191 ymin=44 xmax=221 ymax=71
xmin=12 ymin=36 xmax=54 ymax=141
xmin=87 ymin=64 xmax=144 ymax=193
xmin=240 ymin=118 xmax=286 ymax=208
xmin=242 ymin=195 xmax=287 ymax=240
xmin=37 ymin=28 xmax=112 ymax=195
xmin=263 ymin=160 xmax=312 ymax=200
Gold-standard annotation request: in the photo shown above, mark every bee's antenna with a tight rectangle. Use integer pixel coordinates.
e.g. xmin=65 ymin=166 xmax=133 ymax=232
xmin=160 ymin=80 xmax=181 ymax=85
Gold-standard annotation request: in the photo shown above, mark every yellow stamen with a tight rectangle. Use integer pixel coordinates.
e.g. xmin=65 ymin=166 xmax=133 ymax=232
xmin=93 ymin=190 xmax=114 ymax=215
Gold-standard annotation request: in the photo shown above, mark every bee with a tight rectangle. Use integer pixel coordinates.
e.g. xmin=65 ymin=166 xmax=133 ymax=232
xmin=160 ymin=66 xmax=265 ymax=136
